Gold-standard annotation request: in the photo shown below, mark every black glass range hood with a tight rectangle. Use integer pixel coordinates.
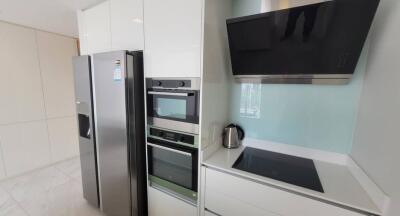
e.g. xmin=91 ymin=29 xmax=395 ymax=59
xmin=227 ymin=0 xmax=380 ymax=85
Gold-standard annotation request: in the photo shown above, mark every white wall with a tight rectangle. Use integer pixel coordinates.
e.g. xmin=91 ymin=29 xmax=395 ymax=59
xmin=0 ymin=21 xmax=79 ymax=179
xmin=351 ymin=1 xmax=400 ymax=215
xmin=200 ymin=0 xmax=232 ymax=159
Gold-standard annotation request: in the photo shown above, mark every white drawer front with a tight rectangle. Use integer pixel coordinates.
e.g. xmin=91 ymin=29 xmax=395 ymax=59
xmin=148 ymin=187 xmax=197 ymax=216
xmin=206 ymin=189 xmax=280 ymax=216
xmin=205 ymin=168 xmax=365 ymax=216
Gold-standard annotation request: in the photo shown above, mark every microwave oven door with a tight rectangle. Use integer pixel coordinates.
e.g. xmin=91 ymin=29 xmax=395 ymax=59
xmin=147 ymin=90 xmax=199 ymax=134
xmin=147 ymin=139 xmax=198 ymax=203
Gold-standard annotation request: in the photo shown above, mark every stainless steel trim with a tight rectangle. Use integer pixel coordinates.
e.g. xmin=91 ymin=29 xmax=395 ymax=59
xmin=203 ymin=165 xmax=380 ymax=216
xmin=148 ymin=91 xmax=191 ymax=97
xmin=234 ymin=74 xmax=352 ymax=85
xmin=148 ymin=77 xmax=201 ymax=90
xmin=148 ymin=117 xmax=199 ymax=134
xmin=235 ymin=74 xmax=353 ymax=79
xmin=147 ymin=143 xmax=192 ymax=156
xmin=228 ymin=0 xmax=331 ymax=16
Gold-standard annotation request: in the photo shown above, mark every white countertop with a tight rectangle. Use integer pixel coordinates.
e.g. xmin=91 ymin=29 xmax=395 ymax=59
xmin=202 ymin=140 xmax=382 ymax=215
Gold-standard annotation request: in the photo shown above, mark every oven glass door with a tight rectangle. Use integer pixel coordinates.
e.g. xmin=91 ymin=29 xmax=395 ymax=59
xmin=147 ymin=90 xmax=199 ymax=124
xmin=147 ymin=138 xmax=198 ymax=201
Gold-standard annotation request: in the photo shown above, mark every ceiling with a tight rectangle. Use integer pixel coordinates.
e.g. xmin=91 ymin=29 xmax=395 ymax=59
xmin=0 ymin=0 xmax=105 ymax=37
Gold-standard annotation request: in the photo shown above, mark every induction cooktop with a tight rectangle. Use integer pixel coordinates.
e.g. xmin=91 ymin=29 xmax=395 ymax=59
xmin=232 ymin=147 xmax=324 ymax=193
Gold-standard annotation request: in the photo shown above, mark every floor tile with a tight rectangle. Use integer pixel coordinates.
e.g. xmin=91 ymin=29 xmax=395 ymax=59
xmin=55 ymin=157 xmax=82 ymax=180
xmin=0 ymin=188 xmax=28 ymax=216
xmin=18 ymin=179 xmax=102 ymax=216
xmin=0 ymin=158 xmax=103 ymax=216
xmin=1 ymin=167 xmax=69 ymax=202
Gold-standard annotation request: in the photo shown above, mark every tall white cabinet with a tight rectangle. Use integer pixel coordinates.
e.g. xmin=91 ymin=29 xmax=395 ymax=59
xmin=77 ymin=0 xmax=144 ymax=55
xmin=143 ymin=0 xmax=203 ymax=77
xmin=77 ymin=1 xmax=231 ymax=216
xmin=81 ymin=1 xmax=112 ymax=54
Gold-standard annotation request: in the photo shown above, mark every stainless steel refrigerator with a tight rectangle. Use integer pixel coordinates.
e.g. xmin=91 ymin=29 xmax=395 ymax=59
xmin=73 ymin=50 xmax=147 ymax=216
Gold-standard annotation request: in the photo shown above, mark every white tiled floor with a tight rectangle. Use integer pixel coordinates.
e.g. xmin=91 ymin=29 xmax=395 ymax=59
xmin=0 ymin=157 xmax=103 ymax=216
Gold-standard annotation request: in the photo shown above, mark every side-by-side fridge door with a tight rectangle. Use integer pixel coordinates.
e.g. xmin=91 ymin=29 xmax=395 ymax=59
xmin=72 ymin=55 xmax=100 ymax=208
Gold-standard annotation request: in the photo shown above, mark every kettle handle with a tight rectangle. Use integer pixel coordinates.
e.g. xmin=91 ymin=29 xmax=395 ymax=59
xmin=226 ymin=124 xmax=245 ymax=140
xmin=236 ymin=125 xmax=245 ymax=140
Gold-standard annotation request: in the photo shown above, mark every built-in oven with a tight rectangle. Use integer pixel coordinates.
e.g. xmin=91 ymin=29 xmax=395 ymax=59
xmin=146 ymin=78 xmax=200 ymax=134
xmin=147 ymin=126 xmax=198 ymax=204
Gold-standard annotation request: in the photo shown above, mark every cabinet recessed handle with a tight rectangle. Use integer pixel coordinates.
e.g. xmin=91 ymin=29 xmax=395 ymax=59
xmin=148 ymin=91 xmax=192 ymax=97
xmin=147 ymin=143 xmax=191 ymax=156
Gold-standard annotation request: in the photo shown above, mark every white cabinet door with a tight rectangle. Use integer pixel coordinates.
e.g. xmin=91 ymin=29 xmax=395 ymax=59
xmin=205 ymin=168 xmax=365 ymax=216
xmin=83 ymin=1 xmax=112 ymax=54
xmin=110 ymin=0 xmax=144 ymax=51
xmin=143 ymin=0 xmax=202 ymax=78
xmin=148 ymin=187 xmax=197 ymax=216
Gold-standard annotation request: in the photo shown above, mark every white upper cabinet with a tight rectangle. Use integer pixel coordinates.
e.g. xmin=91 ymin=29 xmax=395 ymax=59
xmin=143 ymin=0 xmax=203 ymax=78
xmin=83 ymin=1 xmax=112 ymax=54
xmin=77 ymin=0 xmax=144 ymax=55
xmin=110 ymin=0 xmax=144 ymax=51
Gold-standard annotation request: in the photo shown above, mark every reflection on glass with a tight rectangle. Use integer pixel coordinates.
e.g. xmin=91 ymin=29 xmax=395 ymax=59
xmin=240 ymin=83 xmax=261 ymax=119
xmin=282 ymin=4 xmax=320 ymax=42
xmin=156 ymin=98 xmax=186 ymax=119
xmin=152 ymin=147 xmax=192 ymax=189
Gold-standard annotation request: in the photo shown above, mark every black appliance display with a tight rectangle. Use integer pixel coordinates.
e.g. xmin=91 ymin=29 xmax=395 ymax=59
xmin=227 ymin=0 xmax=380 ymax=84
xmin=232 ymin=147 xmax=324 ymax=193
xmin=147 ymin=126 xmax=199 ymax=203
xmin=146 ymin=78 xmax=200 ymax=134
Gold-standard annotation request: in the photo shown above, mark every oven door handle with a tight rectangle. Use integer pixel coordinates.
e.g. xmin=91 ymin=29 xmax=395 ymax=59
xmin=147 ymin=143 xmax=192 ymax=156
xmin=148 ymin=91 xmax=193 ymax=97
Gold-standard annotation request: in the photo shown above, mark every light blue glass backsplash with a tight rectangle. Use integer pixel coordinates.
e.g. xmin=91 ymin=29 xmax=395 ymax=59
xmin=229 ymin=46 xmax=369 ymax=154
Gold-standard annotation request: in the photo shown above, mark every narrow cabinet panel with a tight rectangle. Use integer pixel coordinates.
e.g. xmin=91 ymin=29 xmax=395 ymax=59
xmin=77 ymin=10 xmax=88 ymax=55
xmin=110 ymin=0 xmax=144 ymax=51
xmin=143 ymin=0 xmax=202 ymax=78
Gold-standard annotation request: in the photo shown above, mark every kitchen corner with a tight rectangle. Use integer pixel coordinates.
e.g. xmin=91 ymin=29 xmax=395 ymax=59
xmin=202 ymin=138 xmax=386 ymax=216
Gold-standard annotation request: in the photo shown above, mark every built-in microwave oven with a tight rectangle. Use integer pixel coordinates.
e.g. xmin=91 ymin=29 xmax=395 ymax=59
xmin=147 ymin=126 xmax=198 ymax=204
xmin=146 ymin=78 xmax=200 ymax=134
